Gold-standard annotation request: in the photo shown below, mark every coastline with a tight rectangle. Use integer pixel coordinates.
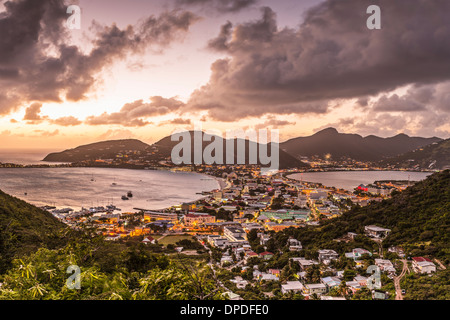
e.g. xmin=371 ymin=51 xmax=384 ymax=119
xmin=286 ymin=170 xmax=434 ymax=191
xmin=215 ymin=177 xmax=227 ymax=190
xmin=0 ymin=167 xmax=222 ymax=213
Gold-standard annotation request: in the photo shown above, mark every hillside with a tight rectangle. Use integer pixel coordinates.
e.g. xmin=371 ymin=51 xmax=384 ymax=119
xmin=43 ymin=133 xmax=308 ymax=169
xmin=380 ymin=139 xmax=450 ymax=170
xmin=43 ymin=139 xmax=150 ymax=162
xmin=0 ymin=190 xmax=66 ymax=273
xmin=279 ymin=170 xmax=450 ymax=261
xmin=280 ymin=128 xmax=442 ymax=161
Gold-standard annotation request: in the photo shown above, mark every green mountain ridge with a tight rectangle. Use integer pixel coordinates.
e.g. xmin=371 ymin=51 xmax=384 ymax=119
xmin=43 ymin=139 xmax=150 ymax=162
xmin=280 ymin=128 xmax=442 ymax=161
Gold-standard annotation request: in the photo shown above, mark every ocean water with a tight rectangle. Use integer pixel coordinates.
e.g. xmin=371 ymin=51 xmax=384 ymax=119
xmin=0 ymin=149 xmax=64 ymax=165
xmin=0 ymin=167 xmax=219 ymax=211
xmin=288 ymin=170 xmax=433 ymax=191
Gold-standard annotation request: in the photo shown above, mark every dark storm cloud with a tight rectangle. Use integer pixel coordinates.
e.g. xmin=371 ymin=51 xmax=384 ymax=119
xmin=176 ymin=0 xmax=258 ymax=13
xmin=0 ymin=0 xmax=199 ymax=115
xmin=187 ymin=0 xmax=450 ymax=121
xmin=85 ymin=96 xmax=186 ymax=127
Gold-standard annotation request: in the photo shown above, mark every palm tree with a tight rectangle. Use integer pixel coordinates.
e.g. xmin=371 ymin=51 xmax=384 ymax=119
xmin=28 ymin=283 xmax=48 ymax=299
xmin=18 ymin=259 xmax=35 ymax=279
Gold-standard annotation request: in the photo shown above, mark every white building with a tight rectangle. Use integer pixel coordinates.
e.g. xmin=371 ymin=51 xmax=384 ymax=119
xmin=364 ymin=225 xmax=391 ymax=239
xmin=412 ymin=257 xmax=436 ymax=274
xmin=281 ymin=281 xmax=304 ymax=294
xmin=303 ymin=283 xmax=327 ymax=296
xmin=223 ymin=226 xmax=247 ymax=242
xmin=318 ymin=249 xmax=339 ymax=264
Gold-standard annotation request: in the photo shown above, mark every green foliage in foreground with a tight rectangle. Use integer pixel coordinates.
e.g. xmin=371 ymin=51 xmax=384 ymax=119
xmin=0 ymin=246 xmax=224 ymax=300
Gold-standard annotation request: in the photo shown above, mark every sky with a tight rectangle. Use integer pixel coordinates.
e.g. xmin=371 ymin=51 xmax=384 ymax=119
xmin=0 ymin=0 xmax=449 ymax=150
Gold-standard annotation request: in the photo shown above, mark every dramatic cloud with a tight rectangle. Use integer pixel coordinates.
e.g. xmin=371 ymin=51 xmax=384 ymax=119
xmin=20 ymin=102 xmax=82 ymax=126
xmin=320 ymin=82 xmax=450 ymax=137
xmin=187 ymin=1 xmax=450 ymax=123
xmin=85 ymin=96 xmax=186 ymax=127
xmin=0 ymin=0 xmax=199 ymax=115
xmin=176 ymin=0 xmax=257 ymax=13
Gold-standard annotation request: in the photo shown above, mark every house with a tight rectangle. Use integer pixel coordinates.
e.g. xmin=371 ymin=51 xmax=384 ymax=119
xmin=144 ymin=211 xmax=178 ymax=222
xmin=281 ymin=281 xmax=304 ymax=294
xmin=353 ymin=276 xmax=368 ymax=287
xmin=288 ymin=238 xmax=302 ymax=251
xmin=375 ymin=259 xmax=396 ymax=274
xmin=291 ymin=257 xmax=319 ymax=270
xmin=259 ymin=273 xmax=279 ymax=282
xmin=268 ymin=269 xmax=281 ymax=277
xmin=208 ymin=235 xmax=229 ymax=249
xmin=230 ymin=276 xmax=248 ymax=289
xmin=142 ymin=237 xmax=156 ymax=245
xmin=303 ymin=283 xmax=327 ymax=296
xmin=318 ymin=249 xmax=339 ymax=264
xmin=364 ymin=225 xmax=391 ymax=239
xmin=184 ymin=213 xmax=216 ymax=228
xmin=345 ymin=281 xmax=362 ymax=294
xmin=321 ymin=276 xmax=341 ymax=290
xmin=224 ymin=226 xmax=247 ymax=242
xmin=259 ymin=252 xmax=274 ymax=260
xmin=254 ymin=271 xmax=279 ymax=282
xmin=412 ymin=257 xmax=436 ymax=274
xmin=244 ymin=251 xmax=259 ymax=263
xmin=345 ymin=248 xmax=372 ymax=260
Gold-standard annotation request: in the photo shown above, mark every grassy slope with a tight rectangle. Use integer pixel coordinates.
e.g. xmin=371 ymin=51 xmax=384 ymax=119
xmin=0 ymin=189 xmax=66 ymax=271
